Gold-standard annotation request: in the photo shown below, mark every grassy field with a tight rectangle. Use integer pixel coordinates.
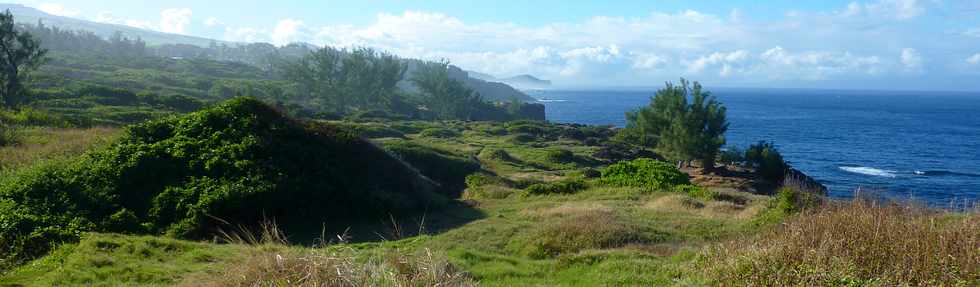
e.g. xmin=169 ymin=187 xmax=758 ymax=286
xmin=1 ymin=118 xmax=977 ymax=286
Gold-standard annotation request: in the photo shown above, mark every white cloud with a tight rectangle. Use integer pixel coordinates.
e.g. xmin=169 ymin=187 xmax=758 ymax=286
xmin=93 ymin=11 xmax=153 ymax=30
xmin=967 ymin=54 xmax=980 ymax=65
xmin=901 ymin=48 xmax=923 ymax=71
xmin=866 ymin=0 xmax=925 ymax=19
xmin=204 ymin=17 xmax=224 ymax=27
xmin=686 ymin=50 xmax=749 ymax=75
xmin=160 ymin=8 xmax=193 ymax=34
xmin=272 ymin=19 xmax=304 ymax=46
xmin=204 ymin=2 xmax=976 ymax=87
xmin=837 ymin=0 xmax=925 ymax=20
xmin=38 ymin=3 xmax=79 ymax=17
xmin=758 ymin=47 xmax=883 ymax=80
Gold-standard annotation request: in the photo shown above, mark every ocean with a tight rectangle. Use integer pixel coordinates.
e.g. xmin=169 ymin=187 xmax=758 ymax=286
xmin=535 ymin=88 xmax=980 ymax=207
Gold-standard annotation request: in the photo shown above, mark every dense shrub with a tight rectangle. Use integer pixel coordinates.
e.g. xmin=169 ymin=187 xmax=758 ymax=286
xmin=719 ymin=147 xmax=745 ymax=164
xmin=342 ymin=123 xmax=405 ymax=138
xmin=383 ymin=141 xmax=481 ymax=196
xmin=754 ymin=187 xmax=824 ymax=226
xmin=522 ymin=179 xmax=588 ymax=197
xmin=0 ymin=97 xmax=444 ymax=269
xmin=479 ymin=148 xmax=513 ymax=161
xmin=0 ymin=122 xmax=17 ymax=146
xmin=544 ymin=149 xmax=576 ymax=163
xmin=505 ymin=122 xmax=546 ymax=136
xmin=745 ymin=141 xmax=788 ymax=182
xmin=674 ymin=184 xmax=719 ymax=200
xmin=600 ymin=158 xmax=690 ymax=190
xmin=508 ymin=133 xmax=536 ymax=144
xmin=419 ymin=128 xmax=460 ymax=138
xmin=484 ymin=126 xmax=507 ymax=136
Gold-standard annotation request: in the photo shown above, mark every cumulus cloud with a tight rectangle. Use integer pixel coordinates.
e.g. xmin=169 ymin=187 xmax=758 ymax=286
xmin=272 ymin=19 xmax=304 ymax=46
xmin=901 ymin=48 xmax=923 ymax=71
xmin=160 ymin=8 xmax=193 ymax=34
xmin=834 ymin=0 xmax=926 ymax=20
xmin=203 ymin=1 xmax=977 ymax=87
xmin=38 ymin=3 xmax=79 ymax=17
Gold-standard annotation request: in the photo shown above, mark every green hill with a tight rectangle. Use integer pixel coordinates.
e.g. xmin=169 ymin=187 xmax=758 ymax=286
xmin=0 ymin=97 xmax=446 ymax=269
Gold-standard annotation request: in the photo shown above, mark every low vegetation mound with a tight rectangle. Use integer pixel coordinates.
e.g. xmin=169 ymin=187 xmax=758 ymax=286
xmin=706 ymin=200 xmax=980 ymax=286
xmin=0 ymin=97 xmax=444 ymax=269
xmin=600 ymin=158 xmax=690 ymax=190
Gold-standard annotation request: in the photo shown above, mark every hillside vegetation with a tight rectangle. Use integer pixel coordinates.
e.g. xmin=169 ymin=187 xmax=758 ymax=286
xmin=0 ymin=97 xmax=448 ymax=269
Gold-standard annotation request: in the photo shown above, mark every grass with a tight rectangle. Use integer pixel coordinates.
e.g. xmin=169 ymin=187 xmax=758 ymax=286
xmin=703 ymin=199 xmax=980 ymax=286
xmin=0 ymin=126 xmax=120 ymax=171
xmin=0 ymin=233 xmax=242 ymax=286
xmin=2 ymin=119 xmax=977 ymax=286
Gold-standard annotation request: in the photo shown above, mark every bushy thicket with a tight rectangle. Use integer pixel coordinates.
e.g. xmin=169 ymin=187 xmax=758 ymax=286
xmin=745 ymin=141 xmax=788 ymax=182
xmin=522 ymin=179 xmax=589 ymax=197
xmin=382 ymin=140 xmax=481 ymax=196
xmin=0 ymin=97 xmax=445 ymax=269
xmin=600 ymin=158 xmax=690 ymax=191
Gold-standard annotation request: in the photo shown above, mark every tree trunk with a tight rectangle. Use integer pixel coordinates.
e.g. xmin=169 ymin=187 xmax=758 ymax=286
xmin=701 ymin=157 xmax=716 ymax=174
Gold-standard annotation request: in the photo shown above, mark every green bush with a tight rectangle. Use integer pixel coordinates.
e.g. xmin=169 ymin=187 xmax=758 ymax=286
xmin=522 ymin=179 xmax=588 ymax=197
xmin=383 ymin=141 xmax=481 ymax=196
xmin=753 ymin=187 xmax=823 ymax=226
xmin=419 ymin=128 xmax=459 ymax=138
xmin=0 ymin=122 xmax=18 ymax=146
xmin=600 ymin=158 xmax=690 ymax=191
xmin=674 ymin=184 xmax=718 ymax=200
xmin=545 ymin=149 xmax=576 ymax=163
xmin=0 ymin=97 xmax=445 ymax=269
xmin=508 ymin=133 xmax=536 ymax=144
xmin=342 ymin=123 xmax=405 ymax=139
xmin=484 ymin=126 xmax=507 ymax=136
xmin=745 ymin=141 xmax=788 ymax=182
xmin=506 ymin=124 xmax=545 ymax=136
xmin=479 ymin=148 xmax=513 ymax=161
xmin=719 ymin=147 xmax=745 ymax=164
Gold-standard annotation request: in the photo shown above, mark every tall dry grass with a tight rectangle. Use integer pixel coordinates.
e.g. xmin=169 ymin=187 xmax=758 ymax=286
xmin=0 ymin=127 xmax=120 ymax=170
xmin=189 ymin=221 xmax=477 ymax=287
xmin=705 ymin=199 xmax=980 ymax=286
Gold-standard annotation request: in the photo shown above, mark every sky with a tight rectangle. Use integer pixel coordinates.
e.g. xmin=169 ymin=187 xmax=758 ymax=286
xmin=7 ymin=0 xmax=980 ymax=91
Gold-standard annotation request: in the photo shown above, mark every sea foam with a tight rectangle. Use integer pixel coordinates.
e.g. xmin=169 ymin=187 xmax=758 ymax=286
xmin=839 ymin=166 xmax=897 ymax=178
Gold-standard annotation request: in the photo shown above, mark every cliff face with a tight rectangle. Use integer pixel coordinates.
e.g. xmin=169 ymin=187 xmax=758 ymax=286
xmin=786 ymin=167 xmax=829 ymax=195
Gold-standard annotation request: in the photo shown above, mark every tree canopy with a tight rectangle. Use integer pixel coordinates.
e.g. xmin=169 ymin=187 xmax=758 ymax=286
xmin=0 ymin=10 xmax=47 ymax=108
xmin=625 ymin=79 xmax=728 ymax=170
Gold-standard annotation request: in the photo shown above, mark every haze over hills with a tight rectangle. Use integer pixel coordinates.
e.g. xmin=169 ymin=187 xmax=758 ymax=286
xmin=0 ymin=3 xmax=224 ymax=47
xmin=2 ymin=3 xmax=535 ymax=102
xmin=467 ymin=72 xmax=553 ymax=90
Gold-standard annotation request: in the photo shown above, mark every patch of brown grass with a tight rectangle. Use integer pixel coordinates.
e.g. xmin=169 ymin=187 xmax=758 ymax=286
xmin=643 ymin=194 xmax=764 ymax=219
xmin=0 ymin=126 xmax=120 ymax=171
xmin=512 ymin=209 xmax=651 ymax=258
xmin=704 ymin=200 xmax=980 ymax=286
xmin=190 ymin=222 xmax=476 ymax=287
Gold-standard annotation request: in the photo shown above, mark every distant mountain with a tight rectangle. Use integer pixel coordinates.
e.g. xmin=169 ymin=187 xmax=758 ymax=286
xmin=1 ymin=3 xmax=229 ymax=47
xmin=501 ymin=75 xmax=552 ymax=90
xmin=466 ymin=71 xmax=497 ymax=82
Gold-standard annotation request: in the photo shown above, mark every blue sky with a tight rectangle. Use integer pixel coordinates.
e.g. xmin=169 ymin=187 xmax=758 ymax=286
xmin=7 ymin=0 xmax=980 ymax=90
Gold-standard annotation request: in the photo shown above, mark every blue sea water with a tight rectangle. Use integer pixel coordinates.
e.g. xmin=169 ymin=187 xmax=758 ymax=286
xmin=535 ymin=88 xmax=980 ymax=207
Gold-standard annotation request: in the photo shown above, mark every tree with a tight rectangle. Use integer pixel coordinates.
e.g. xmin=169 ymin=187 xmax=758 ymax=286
xmin=0 ymin=10 xmax=47 ymax=108
xmin=625 ymin=79 xmax=728 ymax=171
xmin=410 ymin=60 xmax=481 ymax=120
xmin=282 ymin=47 xmax=405 ymax=115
